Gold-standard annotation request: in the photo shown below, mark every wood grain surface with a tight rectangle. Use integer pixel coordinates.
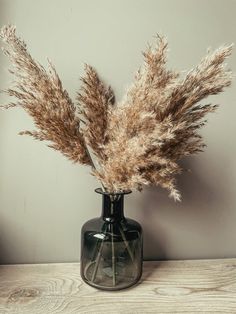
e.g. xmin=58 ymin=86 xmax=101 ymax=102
xmin=0 ymin=259 xmax=235 ymax=313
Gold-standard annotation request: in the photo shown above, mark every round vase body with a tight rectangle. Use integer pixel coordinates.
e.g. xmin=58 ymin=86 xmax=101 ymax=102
xmin=80 ymin=188 xmax=143 ymax=291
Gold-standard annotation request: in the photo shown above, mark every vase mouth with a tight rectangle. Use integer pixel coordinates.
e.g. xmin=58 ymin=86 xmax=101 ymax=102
xmin=95 ymin=187 xmax=132 ymax=196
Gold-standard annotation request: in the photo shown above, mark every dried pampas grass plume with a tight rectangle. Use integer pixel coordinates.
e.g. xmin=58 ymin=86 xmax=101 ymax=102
xmin=0 ymin=26 xmax=233 ymax=201
xmin=94 ymin=36 xmax=233 ymax=200
xmin=0 ymin=25 xmax=90 ymax=165
xmin=77 ymin=64 xmax=115 ymax=161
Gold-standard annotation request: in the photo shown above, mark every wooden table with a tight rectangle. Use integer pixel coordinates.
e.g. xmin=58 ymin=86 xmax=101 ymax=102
xmin=0 ymin=259 xmax=235 ymax=313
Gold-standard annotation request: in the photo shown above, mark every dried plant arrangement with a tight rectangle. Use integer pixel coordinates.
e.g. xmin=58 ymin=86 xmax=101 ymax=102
xmin=0 ymin=25 xmax=233 ymax=201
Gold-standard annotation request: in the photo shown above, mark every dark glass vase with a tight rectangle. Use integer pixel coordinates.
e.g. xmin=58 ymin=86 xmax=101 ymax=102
xmin=80 ymin=188 xmax=143 ymax=291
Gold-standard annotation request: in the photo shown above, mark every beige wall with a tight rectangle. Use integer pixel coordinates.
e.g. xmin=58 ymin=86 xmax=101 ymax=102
xmin=0 ymin=0 xmax=236 ymax=263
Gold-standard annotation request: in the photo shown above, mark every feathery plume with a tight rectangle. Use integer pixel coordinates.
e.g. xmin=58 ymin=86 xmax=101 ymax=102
xmin=94 ymin=37 xmax=233 ymax=200
xmin=77 ymin=64 xmax=114 ymax=161
xmin=0 ymin=26 xmax=233 ymax=200
xmin=0 ymin=25 xmax=91 ymax=165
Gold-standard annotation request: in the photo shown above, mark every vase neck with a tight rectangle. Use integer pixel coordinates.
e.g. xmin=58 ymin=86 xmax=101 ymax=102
xmin=101 ymin=194 xmax=125 ymax=222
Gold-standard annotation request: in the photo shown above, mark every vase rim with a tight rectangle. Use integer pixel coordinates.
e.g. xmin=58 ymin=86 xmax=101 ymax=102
xmin=95 ymin=187 xmax=132 ymax=196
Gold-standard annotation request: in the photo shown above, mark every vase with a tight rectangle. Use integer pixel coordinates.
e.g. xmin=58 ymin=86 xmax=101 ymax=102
xmin=80 ymin=188 xmax=143 ymax=291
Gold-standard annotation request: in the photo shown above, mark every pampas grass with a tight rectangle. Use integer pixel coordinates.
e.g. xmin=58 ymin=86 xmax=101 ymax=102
xmin=0 ymin=26 xmax=233 ymax=200
xmin=0 ymin=25 xmax=90 ymax=165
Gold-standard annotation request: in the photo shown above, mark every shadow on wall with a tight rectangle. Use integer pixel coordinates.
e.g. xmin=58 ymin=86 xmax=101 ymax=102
xmin=139 ymin=156 xmax=232 ymax=261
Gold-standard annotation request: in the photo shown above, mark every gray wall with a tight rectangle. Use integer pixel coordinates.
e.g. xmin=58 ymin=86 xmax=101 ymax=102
xmin=0 ymin=0 xmax=236 ymax=264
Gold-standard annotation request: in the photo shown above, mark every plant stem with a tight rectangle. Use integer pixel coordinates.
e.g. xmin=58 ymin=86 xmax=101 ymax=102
xmin=111 ymin=223 xmax=116 ymax=286
xmin=79 ymin=118 xmax=106 ymax=192
xmin=84 ymin=140 xmax=106 ymax=192
xmin=91 ymin=224 xmax=108 ymax=283
xmin=118 ymin=224 xmax=135 ymax=263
